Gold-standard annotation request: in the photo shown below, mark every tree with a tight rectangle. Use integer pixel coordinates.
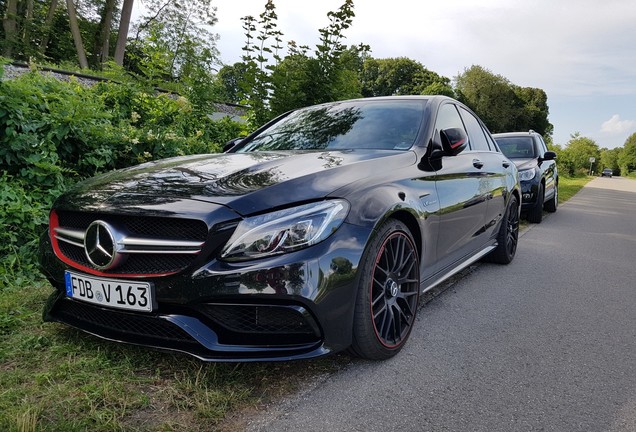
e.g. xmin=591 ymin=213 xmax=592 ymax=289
xmin=128 ymin=0 xmax=219 ymax=88
xmin=420 ymin=81 xmax=454 ymax=97
xmin=559 ymin=133 xmax=601 ymax=176
xmin=599 ymin=147 xmax=622 ymax=175
xmin=94 ymin=0 xmax=116 ymax=65
xmin=215 ymin=62 xmax=248 ymax=104
xmin=2 ymin=0 xmax=19 ymax=57
xmin=241 ymin=0 xmax=363 ymax=124
xmin=114 ymin=0 xmax=134 ymax=65
xmin=454 ymin=65 xmax=552 ymax=136
xmin=240 ymin=0 xmax=283 ymax=125
xmin=66 ymin=0 xmax=89 ymax=68
xmin=269 ymin=51 xmax=313 ymax=115
xmin=513 ymin=86 xmax=553 ymax=136
xmin=618 ymin=132 xmax=636 ymax=174
xmin=360 ymin=57 xmax=450 ymax=97
xmin=454 ymin=65 xmax=522 ymax=133
xmin=313 ymin=0 xmax=355 ymax=104
xmin=39 ymin=0 xmax=60 ymax=55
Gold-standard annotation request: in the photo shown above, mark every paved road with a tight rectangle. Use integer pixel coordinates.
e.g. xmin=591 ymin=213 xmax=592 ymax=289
xmin=247 ymin=177 xmax=636 ymax=432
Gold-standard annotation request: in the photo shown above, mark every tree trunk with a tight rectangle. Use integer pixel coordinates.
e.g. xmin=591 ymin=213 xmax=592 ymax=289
xmin=114 ymin=0 xmax=134 ymax=66
xmin=39 ymin=0 xmax=59 ymax=55
xmin=97 ymin=0 xmax=116 ymax=65
xmin=2 ymin=0 xmax=18 ymax=57
xmin=22 ymin=0 xmax=35 ymax=52
xmin=66 ymin=0 xmax=89 ymax=68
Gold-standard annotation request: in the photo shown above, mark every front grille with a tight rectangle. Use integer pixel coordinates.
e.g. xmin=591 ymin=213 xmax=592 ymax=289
xmin=58 ymin=211 xmax=208 ymax=240
xmin=58 ymin=241 xmax=194 ymax=274
xmin=54 ymin=211 xmax=210 ymax=275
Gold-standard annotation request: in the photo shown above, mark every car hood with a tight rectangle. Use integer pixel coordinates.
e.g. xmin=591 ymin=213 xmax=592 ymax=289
xmin=509 ymin=158 xmax=538 ymax=171
xmin=58 ymin=150 xmax=417 ymax=216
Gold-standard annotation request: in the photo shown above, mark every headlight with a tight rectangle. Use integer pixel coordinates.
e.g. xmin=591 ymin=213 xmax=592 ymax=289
xmin=221 ymin=200 xmax=350 ymax=261
xmin=518 ymin=169 xmax=536 ymax=181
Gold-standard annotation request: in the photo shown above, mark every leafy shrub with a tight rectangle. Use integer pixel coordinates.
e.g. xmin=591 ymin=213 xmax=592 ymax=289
xmin=0 ymin=65 xmax=247 ymax=290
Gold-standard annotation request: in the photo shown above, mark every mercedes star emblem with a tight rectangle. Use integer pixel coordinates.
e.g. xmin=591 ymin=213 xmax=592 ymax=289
xmin=84 ymin=220 xmax=121 ymax=270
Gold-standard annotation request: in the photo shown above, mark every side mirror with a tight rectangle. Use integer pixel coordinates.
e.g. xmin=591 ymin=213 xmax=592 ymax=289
xmin=542 ymin=151 xmax=557 ymax=161
xmin=440 ymin=128 xmax=468 ymax=156
xmin=223 ymin=137 xmax=243 ymax=153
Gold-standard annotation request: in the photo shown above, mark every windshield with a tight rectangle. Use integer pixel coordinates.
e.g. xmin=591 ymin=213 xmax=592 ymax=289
xmin=237 ymin=100 xmax=426 ymax=152
xmin=495 ymin=137 xmax=536 ymax=159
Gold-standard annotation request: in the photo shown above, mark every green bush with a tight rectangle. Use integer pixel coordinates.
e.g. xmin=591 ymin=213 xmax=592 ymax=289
xmin=0 ymin=65 xmax=247 ymax=290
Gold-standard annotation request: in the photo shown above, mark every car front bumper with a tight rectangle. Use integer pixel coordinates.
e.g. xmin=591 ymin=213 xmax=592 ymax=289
xmin=519 ymin=180 xmax=540 ymax=210
xmin=39 ymin=222 xmax=373 ymax=361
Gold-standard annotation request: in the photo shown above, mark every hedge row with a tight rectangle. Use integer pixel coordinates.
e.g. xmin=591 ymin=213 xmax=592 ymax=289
xmin=0 ymin=65 xmax=246 ymax=289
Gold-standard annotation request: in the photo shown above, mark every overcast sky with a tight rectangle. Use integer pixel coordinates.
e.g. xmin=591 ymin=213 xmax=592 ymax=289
xmin=179 ymin=0 xmax=636 ymax=149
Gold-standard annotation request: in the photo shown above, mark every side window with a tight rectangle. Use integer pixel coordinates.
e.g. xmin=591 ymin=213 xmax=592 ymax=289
xmin=485 ymin=130 xmax=500 ymax=152
xmin=537 ymin=135 xmax=548 ymax=155
xmin=434 ymin=104 xmax=466 ymax=145
xmin=435 ymin=104 xmax=465 ymax=143
xmin=459 ymin=107 xmax=490 ymax=151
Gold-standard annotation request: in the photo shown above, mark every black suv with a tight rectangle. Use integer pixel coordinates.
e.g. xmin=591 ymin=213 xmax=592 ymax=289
xmin=493 ymin=130 xmax=557 ymax=223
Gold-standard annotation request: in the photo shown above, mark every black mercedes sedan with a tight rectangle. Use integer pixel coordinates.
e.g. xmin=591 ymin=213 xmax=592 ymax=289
xmin=39 ymin=96 xmax=521 ymax=361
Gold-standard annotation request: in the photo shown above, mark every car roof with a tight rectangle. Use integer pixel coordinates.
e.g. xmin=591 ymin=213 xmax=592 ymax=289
xmin=492 ymin=131 xmax=541 ymax=138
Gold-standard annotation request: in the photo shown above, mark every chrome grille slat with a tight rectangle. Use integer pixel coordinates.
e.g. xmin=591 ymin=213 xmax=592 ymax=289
xmin=54 ymin=228 xmax=204 ymax=254
xmin=54 ymin=236 xmax=85 ymax=248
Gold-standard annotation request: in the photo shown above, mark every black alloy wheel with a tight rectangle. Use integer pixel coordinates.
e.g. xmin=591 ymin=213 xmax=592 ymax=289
xmin=486 ymin=194 xmax=519 ymax=264
xmin=350 ymin=220 xmax=420 ymax=360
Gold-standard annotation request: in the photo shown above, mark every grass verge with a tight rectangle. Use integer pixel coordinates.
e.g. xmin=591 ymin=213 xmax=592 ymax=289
xmin=558 ymin=176 xmax=593 ymax=203
xmin=0 ymin=282 xmax=350 ymax=431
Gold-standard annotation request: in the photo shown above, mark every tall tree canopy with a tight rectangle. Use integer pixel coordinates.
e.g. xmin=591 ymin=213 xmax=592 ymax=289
xmin=360 ymin=57 xmax=451 ymax=97
xmin=454 ymin=65 xmax=552 ymax=136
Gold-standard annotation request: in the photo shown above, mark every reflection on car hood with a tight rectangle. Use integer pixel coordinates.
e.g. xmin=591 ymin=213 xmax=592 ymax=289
xmin=60 ymin=150 xmax=417 ymax=216
xmin=509 ymin=158 xmax=538 ymax=170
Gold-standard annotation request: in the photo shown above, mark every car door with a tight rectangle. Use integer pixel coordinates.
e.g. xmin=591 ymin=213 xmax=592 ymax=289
xmin=537 ymin=135 xmax=557 ymax=200
xmin=457 ymin=106 xmax=512 ymax=240
xmin=432 ymin=102 xmax=490 ymax=273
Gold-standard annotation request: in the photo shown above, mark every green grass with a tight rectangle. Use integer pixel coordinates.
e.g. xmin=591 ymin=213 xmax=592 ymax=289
xmin=558 ymin=175 xmax=593 ymax=203
xmin=0 ymin=283 xmax=350 ymax=431
xmin=0 ymin=175 xmax=593 ymax=431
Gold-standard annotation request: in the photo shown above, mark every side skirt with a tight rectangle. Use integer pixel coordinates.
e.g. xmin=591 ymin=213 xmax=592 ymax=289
xmin=420 ymin=243 xmax=497 ymax=294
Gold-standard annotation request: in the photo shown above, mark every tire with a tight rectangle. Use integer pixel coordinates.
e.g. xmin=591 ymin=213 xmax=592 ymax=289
xmin=526 ymin=183 xmax=544 ymax=223
xmin=350 ymin=219 xmax=420 ymax=360
xmin=544 ymin=183 xmax=558 ymax=213
xmin=485 ymin=194 xmax=519 ymax=264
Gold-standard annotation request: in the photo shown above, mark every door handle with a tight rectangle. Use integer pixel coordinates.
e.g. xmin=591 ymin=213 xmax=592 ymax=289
xmin=502 ymin=161 xmax=510 ymax=168
xmin=472 ymin=159 xmax=484 ymax=169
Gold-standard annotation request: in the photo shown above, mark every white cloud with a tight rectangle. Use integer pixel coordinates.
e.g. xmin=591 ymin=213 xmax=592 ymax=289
xmin=600 ymin=115 xmax=636 ymax=135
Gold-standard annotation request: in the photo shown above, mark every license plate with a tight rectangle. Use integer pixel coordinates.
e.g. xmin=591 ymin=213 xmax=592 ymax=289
xmin=65 ymin=271 xmax=153 ymax=312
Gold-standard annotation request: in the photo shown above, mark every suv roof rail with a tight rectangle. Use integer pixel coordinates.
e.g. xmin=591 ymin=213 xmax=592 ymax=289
xmin=529 ymin=129 xmax=535 ymax=134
